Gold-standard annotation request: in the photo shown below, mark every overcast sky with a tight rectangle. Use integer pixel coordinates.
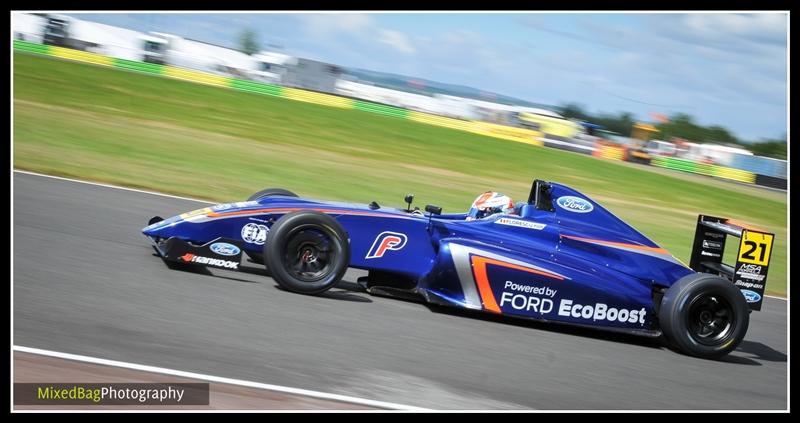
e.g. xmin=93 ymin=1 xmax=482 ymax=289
xmin=68 ymin=12 xmax=788 ymax=142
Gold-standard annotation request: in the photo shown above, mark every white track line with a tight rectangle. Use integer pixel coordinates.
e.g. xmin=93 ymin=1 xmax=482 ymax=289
xmin=13 ymin=169 xmax=789 ymax=302
xmin=13 ymin=170 xmax=214 ymax=204
xmin=765 ymin=295 xmax=789 ymax=301
xmin=13 ymin=345 xmax=429 ymax=411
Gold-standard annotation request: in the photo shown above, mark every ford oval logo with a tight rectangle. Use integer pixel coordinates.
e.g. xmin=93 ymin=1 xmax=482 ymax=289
xmin=741 ymin=289 xmax=761 ymax=303
xmin=210 ymin=242 xmax=241 ymax=256
xmin=556 ymin=196 xmax=594 ymax=213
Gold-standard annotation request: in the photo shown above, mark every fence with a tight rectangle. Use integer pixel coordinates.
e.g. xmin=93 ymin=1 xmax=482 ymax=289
xmin=650 ymin=156 xmax=756 ymax=184
xmin=729 ymin=154 xmax=787 ymax=179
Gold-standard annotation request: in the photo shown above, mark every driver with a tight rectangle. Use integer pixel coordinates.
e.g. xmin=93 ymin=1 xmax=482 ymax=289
xmin=466 ymin=191 xmax=516 ymax=220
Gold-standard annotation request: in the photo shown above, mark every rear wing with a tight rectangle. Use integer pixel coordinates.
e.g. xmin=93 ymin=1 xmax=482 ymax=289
xmin=690 ymin=215 xmax=775 ymax=311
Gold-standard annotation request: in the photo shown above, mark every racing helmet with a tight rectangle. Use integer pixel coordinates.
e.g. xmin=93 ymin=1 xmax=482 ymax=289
xmin=467 ymin=191 xmax=515 ymax=220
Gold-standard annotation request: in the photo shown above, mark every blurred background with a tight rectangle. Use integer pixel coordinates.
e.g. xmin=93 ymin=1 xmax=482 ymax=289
xmin=12 ymin=12 xmax=788 ymax=185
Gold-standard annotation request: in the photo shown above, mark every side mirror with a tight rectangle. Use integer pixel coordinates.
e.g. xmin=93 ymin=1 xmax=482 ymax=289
xmin=404 ymin=194 xmax=414 ymax=211
xmin=425 ymin=204 xmax=442 ymax=215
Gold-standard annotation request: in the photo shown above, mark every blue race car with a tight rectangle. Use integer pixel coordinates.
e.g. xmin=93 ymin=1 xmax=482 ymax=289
xmin=143 ymin=180 xmax=773 ymax=359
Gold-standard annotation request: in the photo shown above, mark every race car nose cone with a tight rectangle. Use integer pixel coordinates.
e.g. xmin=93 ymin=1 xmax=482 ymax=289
xmin=142 ymin=215 xmax=179 ymax=237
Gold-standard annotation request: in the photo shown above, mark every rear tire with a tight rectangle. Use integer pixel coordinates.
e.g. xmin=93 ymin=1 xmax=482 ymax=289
xmin=263 ymin=211 xmax=350 ymax=295
xmin=659 ymin=273 xmax=749 ymax=359
xmin=246 ymin=188 xmax=298 ymax=264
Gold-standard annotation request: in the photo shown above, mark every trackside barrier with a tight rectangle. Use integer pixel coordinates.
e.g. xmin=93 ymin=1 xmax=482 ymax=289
xmin=755 ymin=174 xmax=788 ymax=190
xmin=714 ymin=166 xmax=756 ymax=184
xmin=650 ymin=156 xmax=756 ymax=184
xmin=696 ymin=163 xmax=716 ymax=177
xmin=651 ymin=157 xmax=695 ymax=174
xmin=229 ymin=78 xmax=283 ymax=96
xmin=283 ymin=87 xmax=354 ymax=109
xmin=13 ymin=40 xmax=50 ymax=54
xmin=353 ymin=100 xmax=409 ymax=118
xmin=407 ymin=111 xmax=476 ymax=132
xmin=50 ymin=46 xmax=115 ymax=67
xmin=470 ymin=122 xmax=544 ymax=147
xmin=730 ymin=154 xmax=786 ymax=179
xmin=592 ymin=142 xmax=626 ymax=161
xmin=518 ymin=112 xmax=581 ymax=139
xmin=162 ymin=66 xmax=229 ymax=87
xmin=114 ymin=59 xmax=164 ymax=75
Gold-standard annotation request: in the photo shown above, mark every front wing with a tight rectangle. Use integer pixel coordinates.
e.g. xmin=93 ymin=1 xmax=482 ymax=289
xmin=148 ymin=236 xmax=245 ymax=271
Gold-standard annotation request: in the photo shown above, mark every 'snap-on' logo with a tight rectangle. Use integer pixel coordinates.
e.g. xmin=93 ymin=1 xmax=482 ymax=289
xmin=365 ymin=231 xmax=408 ymax=259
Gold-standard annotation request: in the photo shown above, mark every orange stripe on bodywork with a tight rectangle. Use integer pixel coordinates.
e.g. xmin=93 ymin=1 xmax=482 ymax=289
xmin=469 ymin=256 xmax=564 ymax=314
xmin=561 ymin=235 xmax=669 ymax=254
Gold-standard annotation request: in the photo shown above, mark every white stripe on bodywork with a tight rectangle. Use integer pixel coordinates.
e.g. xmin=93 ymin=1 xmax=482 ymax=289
xmin=449 ymin=243 xmax=569 ymax=310
xmin=449 ymin=244 xmax=484 ymax=310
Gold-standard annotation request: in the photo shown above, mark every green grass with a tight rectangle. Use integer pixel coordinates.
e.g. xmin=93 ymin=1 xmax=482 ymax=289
xmin=13 ymin=52 xmax=788 ymax=296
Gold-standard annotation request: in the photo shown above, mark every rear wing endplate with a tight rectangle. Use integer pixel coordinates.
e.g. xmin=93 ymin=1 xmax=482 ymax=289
xmin=690 ymin=215 xmax=775 ymax=311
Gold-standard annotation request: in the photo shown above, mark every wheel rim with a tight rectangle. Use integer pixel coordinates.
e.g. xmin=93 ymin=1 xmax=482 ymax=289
xmin=686 ymin=292 xmax=735 ymax=346
xmin=281 ymin=224 xmax=339 ymax=283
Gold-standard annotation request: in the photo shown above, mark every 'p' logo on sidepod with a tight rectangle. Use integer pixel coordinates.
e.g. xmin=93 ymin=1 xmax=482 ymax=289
xmin=365 ymin=231 xmax=408 ymax=259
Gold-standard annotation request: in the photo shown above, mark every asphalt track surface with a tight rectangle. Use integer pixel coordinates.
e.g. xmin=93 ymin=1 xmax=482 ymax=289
xmin=13 ymin=172 xmax=788 ymax=410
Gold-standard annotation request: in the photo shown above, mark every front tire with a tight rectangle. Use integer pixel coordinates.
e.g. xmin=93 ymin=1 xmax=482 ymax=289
xmin=248 ymin=187 xmax=298 ymax=202
xmin=263 ymin=211 xmax=350 ymax=295
xmin=659 ymin=274 xmax=749 ymax=359
xmin=246 ymin=188 xmax=299 ymax=264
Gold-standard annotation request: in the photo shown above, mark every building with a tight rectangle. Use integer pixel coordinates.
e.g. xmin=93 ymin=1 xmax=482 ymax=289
xmin=280 ymin=58 xmax=342 ymax=93
xmin=681 ymin=143 xmax=753 ymax=167
xmin=13 ymin=13 xmax=47 ymax=43
xmin=516 ymin=109 xmax=582 ymax=140
xmin=37 ymin=14 xmax=146 ymax=61
xmin=250 ymin=51 xmax=294 ymax=84
xmin=335 ymin=80 xmax=444 ymax=111
xmin=149 ymin=32 xmax=255 ymax=77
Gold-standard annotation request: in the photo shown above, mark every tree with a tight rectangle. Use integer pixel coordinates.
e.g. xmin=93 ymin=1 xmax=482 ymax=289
xmin=654 ymin=113 xmax=741 ymax=144
xmin=706 ymin=125 xmax=739 ymax=145
xmin=553 ymin=103 xmax=754 ymax=148
xmin=238 ymin=28 xmax=260 ymax=56
xmin=749 ymin=137 xmax=787 ymax=160
xmin=591 ymin=111 xmax=635 ymax=136
xmin=558 ymin=103 xmax=590 ymax=121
